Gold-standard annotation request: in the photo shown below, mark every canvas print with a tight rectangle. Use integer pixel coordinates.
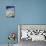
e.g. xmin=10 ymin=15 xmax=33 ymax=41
xmin=8 ymin=32 xmax=17 ymax=46
xmin=18 ymin=25 xmax=46 ymax=46
xmin=6 ymin=6 xmax=15 ymax=17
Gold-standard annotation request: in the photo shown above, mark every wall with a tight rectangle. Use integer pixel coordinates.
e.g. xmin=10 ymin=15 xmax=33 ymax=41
xmin=17 ymin=0 xmax=46 ymax=24
xmin=0 ymin=0 xmax=46 ymax=44
xmin=21 ymin=25 xmax=46 ymax=30
xmin=0 ymin=0 xmax=17 ymax=44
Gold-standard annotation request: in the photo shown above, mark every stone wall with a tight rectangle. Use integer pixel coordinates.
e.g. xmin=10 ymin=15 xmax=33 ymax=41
xmin=21 ymin=25 xmax=46 ymax=30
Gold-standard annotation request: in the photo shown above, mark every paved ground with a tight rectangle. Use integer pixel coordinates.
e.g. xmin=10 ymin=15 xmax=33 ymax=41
xmin=0 ymin=40 xmax=46 ymax=46
xmin=19 ymin=39 xmax=46 ymax=46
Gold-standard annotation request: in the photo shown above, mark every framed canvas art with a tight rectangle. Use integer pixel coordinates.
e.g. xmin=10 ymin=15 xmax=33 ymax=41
xmin=6 ymin=6 xmax=15 ymax=17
